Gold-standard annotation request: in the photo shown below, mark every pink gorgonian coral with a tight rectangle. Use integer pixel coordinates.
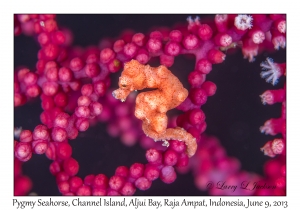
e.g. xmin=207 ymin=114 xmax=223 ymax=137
xmin=14 ymin=14 xmax=286 ymax=196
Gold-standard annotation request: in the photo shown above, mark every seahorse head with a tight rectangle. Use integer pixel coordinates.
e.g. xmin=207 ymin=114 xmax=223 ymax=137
xmin=112 ymin=59 xmax=146 ymax=102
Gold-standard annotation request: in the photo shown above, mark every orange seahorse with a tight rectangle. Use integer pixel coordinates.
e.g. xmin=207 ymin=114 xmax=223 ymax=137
xmin=112 ymin=59 xmax=197 ymax=157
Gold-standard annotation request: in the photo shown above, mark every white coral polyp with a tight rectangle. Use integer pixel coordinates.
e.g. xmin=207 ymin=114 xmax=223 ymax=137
xmin=252 ymin=31 xmax=265 ymax=44
xmin=272 ymin=36 xmax=286 ymax=50
xmin=272 ymin=139 xmax=284 ymax=154
xmin=278 ymin=20 xmax=286 ymax=33
xmin=260 ymin=58 xmax=282 ymax=85
xmin=186 ymin=16 xmax=201 ymax=30
xmin=234 ymin=15 xmax=253 ymax=30
xmin=215 ymin=14 xmax=228 ymax=23
xmin=260 ymin=120 xmax=276 ymax=135
xmin=242 ymin=48 xmax=257 ymax=62
xmin=260 ymin=90 xmax=274 ymax=105
xmin=186 ymin=16 xmax=200 ymax=25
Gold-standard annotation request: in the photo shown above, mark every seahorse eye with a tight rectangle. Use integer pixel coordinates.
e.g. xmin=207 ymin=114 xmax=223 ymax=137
xmin=122 ymin=84 xmax=127 ymax=87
